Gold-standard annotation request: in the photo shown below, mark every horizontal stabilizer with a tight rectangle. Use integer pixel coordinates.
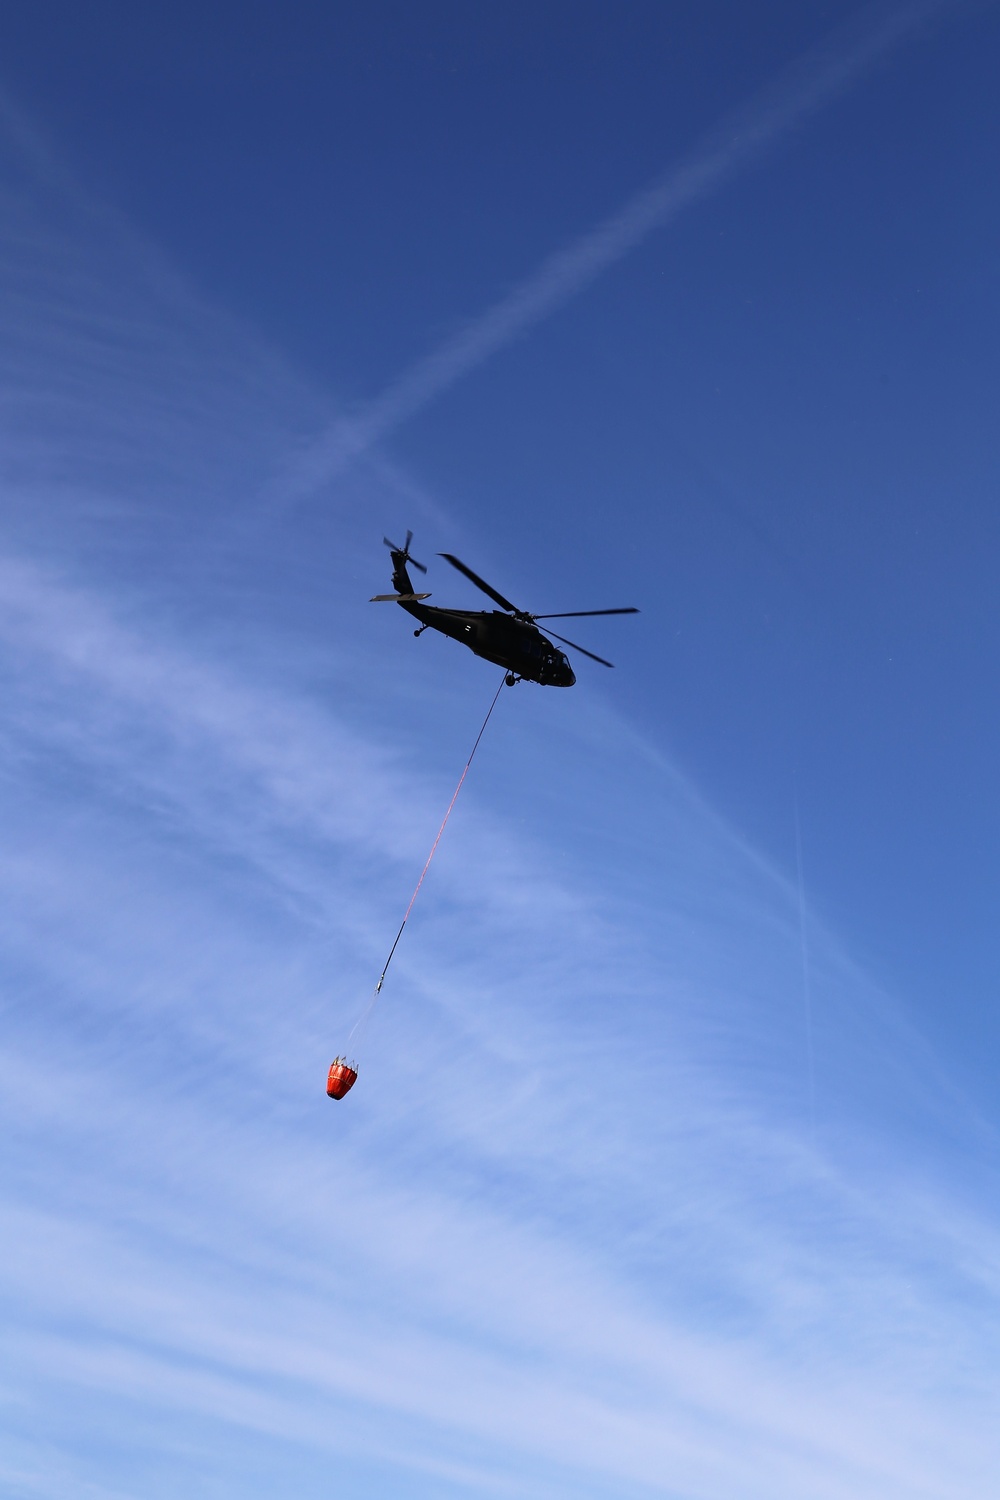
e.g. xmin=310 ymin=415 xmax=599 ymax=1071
xmin=370 ymin=592 xmax=432 ymax=602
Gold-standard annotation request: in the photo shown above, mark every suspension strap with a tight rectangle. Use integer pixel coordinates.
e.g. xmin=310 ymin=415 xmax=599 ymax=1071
xmin=374 ymin=673 xmax=506 ymax=994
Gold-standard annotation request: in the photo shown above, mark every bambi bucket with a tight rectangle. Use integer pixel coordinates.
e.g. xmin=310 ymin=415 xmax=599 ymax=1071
xmin=326 ymin=1059 xmax=358 ymax=1100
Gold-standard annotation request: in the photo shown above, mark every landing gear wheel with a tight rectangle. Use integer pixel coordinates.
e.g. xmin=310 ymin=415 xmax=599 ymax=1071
xmin=505 ymin=672 xmax=518 ymax=687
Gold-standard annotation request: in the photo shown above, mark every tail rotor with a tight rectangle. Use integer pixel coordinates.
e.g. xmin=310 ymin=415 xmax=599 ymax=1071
xmin=383 ymin=530 xmax=427 ymax=574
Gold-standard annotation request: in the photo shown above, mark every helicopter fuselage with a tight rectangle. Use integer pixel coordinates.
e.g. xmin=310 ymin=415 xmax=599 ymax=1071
xmin=402 ymin=599 xmax=576 ymax=686
xmin=388 ymin=549 xmax=575 ymax=685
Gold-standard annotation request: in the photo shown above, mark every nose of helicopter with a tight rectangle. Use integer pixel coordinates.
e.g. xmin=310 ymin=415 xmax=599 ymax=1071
xmin=550 ymin=654 xmax=575 ymax=686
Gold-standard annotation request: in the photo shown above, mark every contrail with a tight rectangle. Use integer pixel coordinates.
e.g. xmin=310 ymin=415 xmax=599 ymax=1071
xmin=283 ymin=0 xmax=952 ymax=501
xmin=793 ymin=783 xmax=817 ymax=1138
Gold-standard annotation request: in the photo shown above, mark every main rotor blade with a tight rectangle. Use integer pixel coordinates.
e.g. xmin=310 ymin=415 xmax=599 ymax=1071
xmin=439 ymin=553 xmax=519 ymax=614
xmin=544 ymin=628 xmax=615 ymax=668
xmin=533 ymin=608 xmax=639 ymax=619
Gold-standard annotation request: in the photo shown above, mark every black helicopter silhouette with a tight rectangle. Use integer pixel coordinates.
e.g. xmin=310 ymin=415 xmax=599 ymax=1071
xmin=373 ymin=533 xmax=638 ymax=687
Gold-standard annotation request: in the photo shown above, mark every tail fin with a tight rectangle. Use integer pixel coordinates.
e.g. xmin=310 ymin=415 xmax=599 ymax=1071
xmin=383 ymin=532 xmax=426 ymax=598
xmin=390 ymin=551 xmax=416 ymax=597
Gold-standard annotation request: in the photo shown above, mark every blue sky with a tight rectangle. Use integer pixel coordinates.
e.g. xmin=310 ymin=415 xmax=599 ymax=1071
xmin=2 ymin=2 xmax=1000 ymax=1496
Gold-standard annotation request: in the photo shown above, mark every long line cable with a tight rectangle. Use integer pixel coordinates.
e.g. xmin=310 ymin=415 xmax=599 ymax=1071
xmin=346 ymin=673 xmax=507 ymax=1053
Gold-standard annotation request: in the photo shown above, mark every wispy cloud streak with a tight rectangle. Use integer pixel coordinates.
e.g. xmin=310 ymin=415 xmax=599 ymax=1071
xmin=3 ymin=526 xmax=999 ymax=1498
xmin=284 ymin=0 xmax=950 ymax=499
xmin=3 ymin=40 xmax=1000 ymax=1496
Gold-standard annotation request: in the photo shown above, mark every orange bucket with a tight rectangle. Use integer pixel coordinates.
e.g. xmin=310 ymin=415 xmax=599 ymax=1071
xmin=326 ymin=1058 xmax=358 ymax=1100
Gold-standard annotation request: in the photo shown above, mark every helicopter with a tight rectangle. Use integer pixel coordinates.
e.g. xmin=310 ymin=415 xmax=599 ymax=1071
xmin=372 ymin=533 xmax=638 ymax=687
